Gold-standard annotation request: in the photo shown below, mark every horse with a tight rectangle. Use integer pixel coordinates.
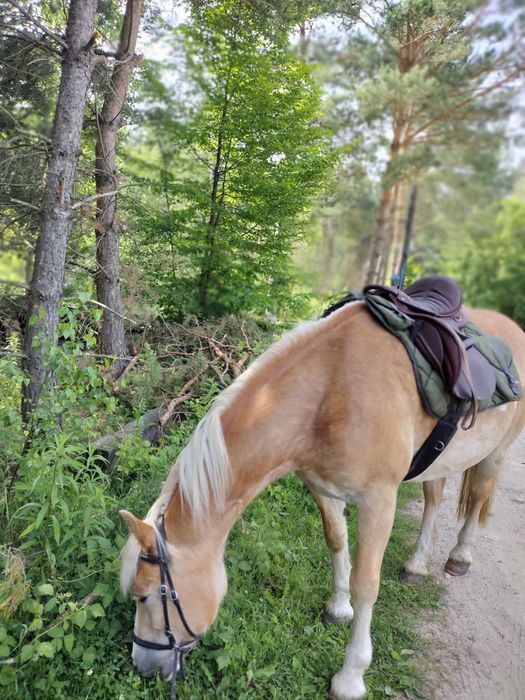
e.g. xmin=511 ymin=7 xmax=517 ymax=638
xmin=119 ymin=300 xmax=525 ymax=700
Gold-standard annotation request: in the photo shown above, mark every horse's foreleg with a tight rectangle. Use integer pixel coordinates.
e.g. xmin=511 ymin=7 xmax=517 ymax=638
xmin=308 ymin=487 xmax=353 ymax=624
xmin=403 ymin=477 xmax=446 ymax=583
xmin=331 ymin=486 xmax=397 ymax=700
xmin=446 ymin=451 xmax=504 ymax=576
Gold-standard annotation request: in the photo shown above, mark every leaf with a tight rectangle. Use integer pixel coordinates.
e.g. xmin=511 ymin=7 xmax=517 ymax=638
xmin=73 ymin=609 xmax=87 ymax=628
xmin=20 ymin=644 xmax=34 ymax=663
xmin=216 ymin=653 xmax=231 ymax=670
xmin=36 ymin=583 xmax=54 ymax=597
xmin=47 ymin=626 xmax=64 ymax=639
xmin=64 ymin=634 xmax=75 ymax=653
xmin=391 ymin=649 xmax=400 ymax=659
xmin=0 ymin=644 xmax=11 ymax=658
xmin=400 ymin=648 xmax=415 ymax=656
xmin=383 ymin=686 xmax=395 ymax=696
xmin=82 ymin=647 xmax=96 ymax=665
xmin=88 ymin=603 xmax=105 ymax=618
xmin=36 ymin=641 xmax=55 ymax=658
xmin=253 ymin=664 xmax=276 ymax=679
xmin=44 ymin=598 xmax=58 ymax=613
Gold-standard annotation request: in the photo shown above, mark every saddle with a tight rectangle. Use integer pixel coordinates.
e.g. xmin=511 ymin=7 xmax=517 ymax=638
xmin=364 ymin=276 xmax=496 ymax=408
xmin=321 ymin=276 xmax=522 ymax=480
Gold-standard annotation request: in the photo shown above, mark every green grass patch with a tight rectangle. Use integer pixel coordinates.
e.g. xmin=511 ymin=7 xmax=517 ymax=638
xmin=5 ymin=478 xmax=441 ymax=700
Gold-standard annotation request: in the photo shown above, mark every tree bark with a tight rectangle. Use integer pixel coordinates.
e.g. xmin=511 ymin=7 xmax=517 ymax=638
xmin=388 ymin=183 xmax=406 ymax=284
xmin=94 ymin=0 xmax=144 ymax=376
xmin=364 ymin=183 xmax=396 ymax=285
xmin=320 ymin=214 xmax=336 ymax=293
xmin=22 ymin=0 xmax=98 ymax=425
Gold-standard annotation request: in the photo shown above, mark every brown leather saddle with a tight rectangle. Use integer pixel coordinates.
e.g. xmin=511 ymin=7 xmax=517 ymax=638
xmin=364 ymin=276 xmax=496 ymax=407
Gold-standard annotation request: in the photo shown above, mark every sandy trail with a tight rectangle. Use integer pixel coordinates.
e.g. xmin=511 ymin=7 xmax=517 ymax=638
xmin=413 ymin=431 xmax=525 ymax=700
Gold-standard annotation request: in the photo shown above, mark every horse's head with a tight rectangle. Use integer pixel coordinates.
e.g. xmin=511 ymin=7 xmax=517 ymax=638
xmin=119 ymin=508 xmax=228 ymax=683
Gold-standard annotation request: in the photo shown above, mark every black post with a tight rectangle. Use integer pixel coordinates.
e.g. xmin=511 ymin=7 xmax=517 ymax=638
xmin=391 ymin=185 xmax=417 ymax=289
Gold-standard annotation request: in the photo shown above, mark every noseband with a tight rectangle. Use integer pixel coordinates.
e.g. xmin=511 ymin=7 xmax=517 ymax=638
xmin=132 ymin=514 xmax=200 ymax=700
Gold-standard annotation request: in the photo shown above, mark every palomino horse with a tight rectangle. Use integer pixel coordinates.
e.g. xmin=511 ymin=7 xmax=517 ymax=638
xmin=120 ymin=301 xmax=525 ymax=700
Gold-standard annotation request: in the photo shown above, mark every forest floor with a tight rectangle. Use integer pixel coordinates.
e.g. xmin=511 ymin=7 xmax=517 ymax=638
xmin=411 ymin=430 xmax=525 ymax=700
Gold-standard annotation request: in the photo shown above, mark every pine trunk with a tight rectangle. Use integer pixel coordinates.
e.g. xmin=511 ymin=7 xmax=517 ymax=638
xmin=364 ymin=184 xmax=396 ymax=285
xmin=95 ymin=0 xmax=144 ymax=376
xmin=22 ymin=0 xmax=98 ymax=425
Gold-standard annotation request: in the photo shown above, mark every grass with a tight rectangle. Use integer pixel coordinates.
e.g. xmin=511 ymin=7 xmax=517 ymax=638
xmin=175 ymin=478 xmax=442 ymax=700
xmin=4 ymin=475 xmax=442 ymax=700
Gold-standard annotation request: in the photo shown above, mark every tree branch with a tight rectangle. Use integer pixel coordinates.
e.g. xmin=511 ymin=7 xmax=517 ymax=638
xmin=4 ymin=0 xmax=68 ymax=50
xmin=89 ymin=299 xmax=138 ymax=324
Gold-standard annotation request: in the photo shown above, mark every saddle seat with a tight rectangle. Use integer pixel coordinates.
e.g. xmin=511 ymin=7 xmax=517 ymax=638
xmin=363 ymin=276 xmax=495 ymax=405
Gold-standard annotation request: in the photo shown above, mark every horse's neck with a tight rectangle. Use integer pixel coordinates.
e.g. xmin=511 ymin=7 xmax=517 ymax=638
xmin=164 ymin=349 xmax=321 ymax=549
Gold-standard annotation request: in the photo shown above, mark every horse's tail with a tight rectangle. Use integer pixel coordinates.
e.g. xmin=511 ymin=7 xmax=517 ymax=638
xmin=457 ymin=465 xmax=497 ymax=526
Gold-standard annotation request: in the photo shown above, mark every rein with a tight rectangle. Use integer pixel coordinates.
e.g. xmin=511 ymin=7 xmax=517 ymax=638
xmin=132 ymin=514 xmax=200 ymax=700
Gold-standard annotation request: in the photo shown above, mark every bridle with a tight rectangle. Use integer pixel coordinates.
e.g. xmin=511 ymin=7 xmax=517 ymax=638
xmin=132 ymin=514 xmax=200 ymax=700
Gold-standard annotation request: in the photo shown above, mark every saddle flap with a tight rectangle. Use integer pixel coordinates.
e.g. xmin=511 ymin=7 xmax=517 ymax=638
xmin=454 ymin=344 xmax=496 ymax=401
xmin=412 ymin=321 xmax=464 ymax=388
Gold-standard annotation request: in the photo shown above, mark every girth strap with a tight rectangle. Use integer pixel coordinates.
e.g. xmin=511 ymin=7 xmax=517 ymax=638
xmin=404 ymin=404 xmax=462 ymax=481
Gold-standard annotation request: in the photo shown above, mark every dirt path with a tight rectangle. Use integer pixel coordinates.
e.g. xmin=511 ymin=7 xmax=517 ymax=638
xmin=415 ymin=431 xmax=525 ymax=700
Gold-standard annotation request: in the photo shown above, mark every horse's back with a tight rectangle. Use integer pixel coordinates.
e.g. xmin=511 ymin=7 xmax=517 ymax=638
xmin=410 ymin=307 xmax=525 ymax=482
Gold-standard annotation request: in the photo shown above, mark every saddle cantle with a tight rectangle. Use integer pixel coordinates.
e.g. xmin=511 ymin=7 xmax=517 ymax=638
xmin=364 ymin=276 xmax=495 ymax=405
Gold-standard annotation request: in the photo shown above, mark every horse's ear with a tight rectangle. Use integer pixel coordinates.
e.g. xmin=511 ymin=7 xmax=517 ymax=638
xmin=119 ymin=510 xmax=155 ymax=549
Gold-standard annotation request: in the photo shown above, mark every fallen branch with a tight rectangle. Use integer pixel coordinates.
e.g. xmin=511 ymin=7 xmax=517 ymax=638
xmin=94 ymin=372 xmax=205 ymax=466
xmin=0 ymin=279 xmax=30 ymax=289
xmin=112 ymin=354 xmax=139 ymax=393
xmin=89 ymin=298 xmax=138 ymax=324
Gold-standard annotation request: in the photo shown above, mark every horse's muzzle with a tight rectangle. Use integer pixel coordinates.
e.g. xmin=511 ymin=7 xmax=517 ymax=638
xmin=132 ymin=643 xmax=177 ymax=680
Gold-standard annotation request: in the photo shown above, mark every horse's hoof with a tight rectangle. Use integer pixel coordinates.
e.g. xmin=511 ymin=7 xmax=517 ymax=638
xmin=445 ymin=558 xmax=470 ymax=576
xmin=321 ymin=608 xmax=353 ymax=626
xmin=400 ymin=569 xmax=426 ymax=585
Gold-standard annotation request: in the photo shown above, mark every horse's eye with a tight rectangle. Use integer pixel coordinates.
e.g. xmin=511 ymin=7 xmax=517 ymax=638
xmin=138 ymin=595 xmax=148 ymax=604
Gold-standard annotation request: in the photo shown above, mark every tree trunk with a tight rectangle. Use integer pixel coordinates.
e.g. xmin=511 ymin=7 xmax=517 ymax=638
xmin=198 ymin=78 xmax=231 ymax=313
xmin=320 ymin=214 xmax=336 ymax=293
xmin=364 ymin=184 xmax=396 ymax=285
xmin=22 ymin=0 xmax=98 ymax=425
xmin=95 ymin=0 xmax=144 ymax=376
xmin=388 ymin=183 xmax=406 ymax=284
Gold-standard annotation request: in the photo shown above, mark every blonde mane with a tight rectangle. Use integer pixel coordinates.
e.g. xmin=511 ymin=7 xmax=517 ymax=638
xmin=120 ymin=303 xmax=360 ymax=593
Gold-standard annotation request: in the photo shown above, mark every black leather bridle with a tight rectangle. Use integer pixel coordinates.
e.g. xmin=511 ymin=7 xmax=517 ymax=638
xmin=132 ymin=514 xmax=200 ymax=700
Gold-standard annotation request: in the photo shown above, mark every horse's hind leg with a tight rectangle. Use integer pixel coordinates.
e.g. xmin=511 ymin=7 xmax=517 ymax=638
xmin=445 ymin=450 xmax=505 ymax=576
xmin=402 ymin=477 xmax=446 ymax=583
xmin=307 ymin=487 xmax=353 ymax=625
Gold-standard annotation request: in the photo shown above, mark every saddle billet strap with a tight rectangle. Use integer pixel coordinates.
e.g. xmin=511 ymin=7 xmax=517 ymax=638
xmin=404 ymin=404 xmax=463 ymax=481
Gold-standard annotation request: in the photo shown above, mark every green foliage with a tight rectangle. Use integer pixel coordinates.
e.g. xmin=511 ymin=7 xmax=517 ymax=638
xmin=126 ymin=0 xmax=335 ymax=318
xmin=442 ymin=195 xmax=525 ymax=325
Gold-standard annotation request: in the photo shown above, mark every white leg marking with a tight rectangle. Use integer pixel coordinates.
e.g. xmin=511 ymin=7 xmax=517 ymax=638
xmin=331 ymin=602 xmax=373 ymax=700
xmin=325 ymin=544 xmax=354 ymax=623
xmin=404 ymin=479 xmax=445 ymax=577
xmin=448 ymin=514 xmax=478 ymax=565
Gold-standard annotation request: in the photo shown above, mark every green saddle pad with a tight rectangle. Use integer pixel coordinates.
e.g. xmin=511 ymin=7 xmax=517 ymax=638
xmin=364 ymin=294 xmax=523 ymax=418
